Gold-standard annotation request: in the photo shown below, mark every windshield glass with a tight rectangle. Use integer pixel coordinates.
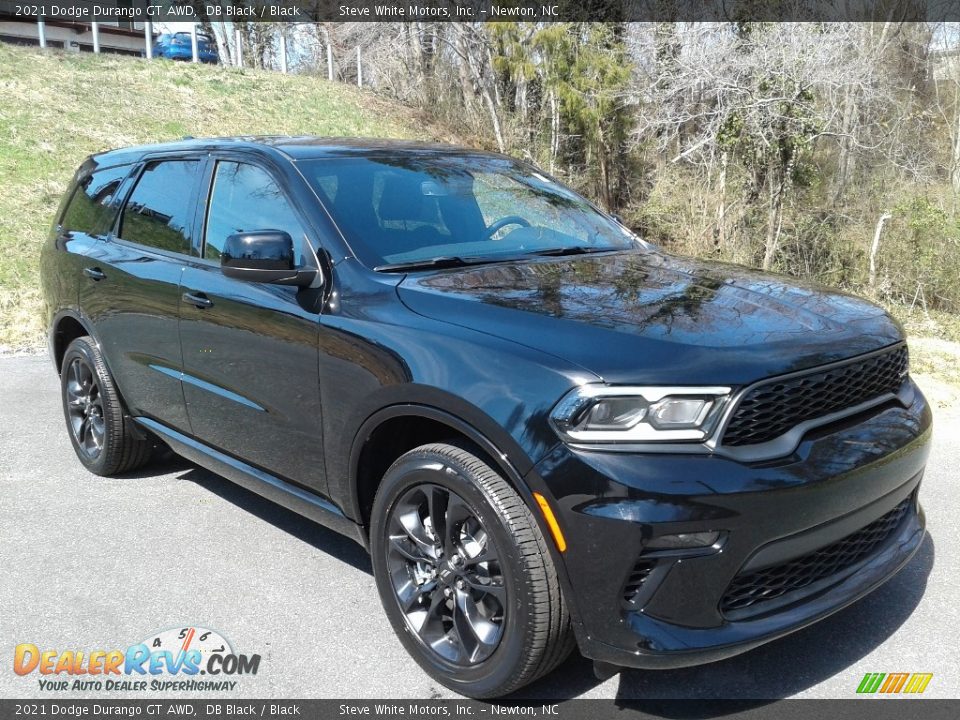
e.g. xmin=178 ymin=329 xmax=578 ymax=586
xmin=297 ymin=155 xmax=639 ymax=269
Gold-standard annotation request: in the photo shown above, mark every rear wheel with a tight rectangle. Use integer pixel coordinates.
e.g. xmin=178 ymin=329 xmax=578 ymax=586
xmin=370 ymin=442 xmax=573 ymax=698
xmin=60 ymin=336 xmax=152 ymax=476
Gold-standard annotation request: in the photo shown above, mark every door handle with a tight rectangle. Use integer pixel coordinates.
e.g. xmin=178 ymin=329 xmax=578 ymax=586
xmin=182 ymin=291 xmax=214 ymax=309
xmin=83 ymin=267 xmax=106 ymax=281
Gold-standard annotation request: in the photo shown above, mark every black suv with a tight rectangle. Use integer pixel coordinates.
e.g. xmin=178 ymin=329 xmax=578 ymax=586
xmin=40 ymin=137 xmax=931 ymax=698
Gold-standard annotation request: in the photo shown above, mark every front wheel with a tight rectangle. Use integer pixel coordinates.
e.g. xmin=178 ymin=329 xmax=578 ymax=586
xmin=370 ymin=442 xmax=573 ymax=698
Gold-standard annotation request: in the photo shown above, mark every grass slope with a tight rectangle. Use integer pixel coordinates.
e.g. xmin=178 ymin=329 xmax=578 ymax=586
xmin=0 ymin=43 xmax=440 ymax=350
xmin=1 ymin=44 xmax=957 ymax=400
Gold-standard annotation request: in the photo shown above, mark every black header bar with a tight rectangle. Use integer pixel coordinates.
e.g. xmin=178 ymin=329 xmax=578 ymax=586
xmin=2 ymin=0 xmax=960 ymax=23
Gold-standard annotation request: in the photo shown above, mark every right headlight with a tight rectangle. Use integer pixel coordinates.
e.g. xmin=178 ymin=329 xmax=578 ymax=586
xmin=549 ymin=385 xmax=732 ymax=444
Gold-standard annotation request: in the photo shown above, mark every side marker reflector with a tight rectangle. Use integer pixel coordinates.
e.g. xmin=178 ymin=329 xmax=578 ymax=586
xmin=533 ymin=492 xmax=567 ymax=553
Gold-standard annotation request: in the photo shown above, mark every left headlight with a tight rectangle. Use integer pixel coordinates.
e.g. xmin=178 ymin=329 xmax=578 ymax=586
xmin=549 ymin=385 xmax=731 ymax=445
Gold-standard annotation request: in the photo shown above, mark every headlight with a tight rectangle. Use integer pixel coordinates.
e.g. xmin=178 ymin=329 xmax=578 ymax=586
xmin=550 ymin=385 xmax=731 ymax=444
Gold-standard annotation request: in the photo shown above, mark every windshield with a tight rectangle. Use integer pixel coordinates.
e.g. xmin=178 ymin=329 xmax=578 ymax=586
xmin=297 ymin=155 xmax=639 ymax=269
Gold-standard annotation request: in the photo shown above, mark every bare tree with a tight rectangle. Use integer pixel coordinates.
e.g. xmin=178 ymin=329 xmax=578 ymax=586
xmin=627 ymin=23 xmax=916 ymax=268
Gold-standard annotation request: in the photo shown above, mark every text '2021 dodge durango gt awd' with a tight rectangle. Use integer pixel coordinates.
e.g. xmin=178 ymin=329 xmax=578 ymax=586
xmin=40 ymin=137 xmax=931 ymax=698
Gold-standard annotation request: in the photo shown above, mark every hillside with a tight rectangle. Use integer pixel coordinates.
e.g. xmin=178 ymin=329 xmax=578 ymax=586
xmin=0 ymin=43 xmax=449 ymax=351
xmin=0 ymin=44 xmax=958 ymax=405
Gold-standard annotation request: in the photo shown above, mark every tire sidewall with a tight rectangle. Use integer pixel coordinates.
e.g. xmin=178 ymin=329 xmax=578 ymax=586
xmin=370 ymin=449 xmax=537 ymax=697
xmin=60 ymin=338 xmax=113 ymax=475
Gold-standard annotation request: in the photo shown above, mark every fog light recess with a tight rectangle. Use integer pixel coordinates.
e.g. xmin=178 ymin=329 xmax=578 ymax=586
xmin=646 ymin=531 xmax=720 ymax=550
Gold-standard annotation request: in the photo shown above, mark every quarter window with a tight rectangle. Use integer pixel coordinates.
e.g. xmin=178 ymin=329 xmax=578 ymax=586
xmin=60 ymin=164 xmax=131 ymax=237
xmin=203 ymin=161 xmax=306 ymax=261
xmin=119 ymin=160 xmax=199 ymax=254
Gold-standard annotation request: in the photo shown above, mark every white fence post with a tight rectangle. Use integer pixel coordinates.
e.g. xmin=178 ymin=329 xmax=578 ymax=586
xmin=190 ymin=24 xmax=199 ymax=63
xmin=356 ymin=46 xmax=362 ymax=87
xmin=280 ymin=33 xmax=288 ymax=74
xmin=144 ymin=21 xmax=153 ymax=59
xmin=326 ymin=42 xmax=333 ymax=81
xmin=37 ymin=16 xmax=46 ymax=48
xmin=91 ymin=22 xmax=100 ymax=53
xmin=235 ymin=29 xmax=243 ymax=68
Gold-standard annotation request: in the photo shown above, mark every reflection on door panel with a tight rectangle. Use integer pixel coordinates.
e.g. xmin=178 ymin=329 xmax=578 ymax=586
xmin=86 ymin=159 xmax=200 ymax=430
xmin=180 ymin=160 xmax=325 ymax=493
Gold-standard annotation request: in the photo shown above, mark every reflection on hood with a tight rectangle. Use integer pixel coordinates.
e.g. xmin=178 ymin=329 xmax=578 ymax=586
xmin=398 ymin=249 xmax=903 ymax=385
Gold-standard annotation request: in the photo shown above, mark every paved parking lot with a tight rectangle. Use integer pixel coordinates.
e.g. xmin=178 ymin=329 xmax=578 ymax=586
xmin=1 ymin=355 xmax=957 ymax=700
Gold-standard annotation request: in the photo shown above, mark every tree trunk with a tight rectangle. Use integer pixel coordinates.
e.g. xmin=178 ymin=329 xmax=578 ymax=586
xmin=715 ymin=151 xmax=727 ymax=254
xmin=456 ymin=26 xmax=505 ymax=152
xmin=762 ymin=167 xmax=785 ymax=271
xmin=832 ymin=85 xmax=856 ymax=204
xmin=402 ymin=23 xmax=416 ymax=81
xmin=598 ymin=148 xmax=611 ymax=210
xmin=516 ymin=80 xmax=528 ymax=124
xmin=548 ymin=87 xmax=560 ymax=173
xmin=209 ymin=21 xmax=232 ymax=66
xmin=486 ymin=43 xmax=503 ymax=111
xmin=481 ymin=83 xmax=506 ymax=153
xmin=453 ymin=29 xmax=476 ymax=118
xmin=869 ymin=212 xmax=892 ymax=288
xmin=952 ymin=104 xmax=960 ymax=195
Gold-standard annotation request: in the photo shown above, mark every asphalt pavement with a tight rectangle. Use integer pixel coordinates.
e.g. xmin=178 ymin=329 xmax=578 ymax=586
xmin=1 ymin=355 xmax=957 ymax=700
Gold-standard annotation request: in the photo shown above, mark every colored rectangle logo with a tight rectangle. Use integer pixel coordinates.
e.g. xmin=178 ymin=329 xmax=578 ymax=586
xmin=857 ymin=672 xmax=932 ymax=695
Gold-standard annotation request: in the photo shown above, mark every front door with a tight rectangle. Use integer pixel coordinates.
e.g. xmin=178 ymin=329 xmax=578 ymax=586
xmin=178 ymin=158 xmax=327 ymax=494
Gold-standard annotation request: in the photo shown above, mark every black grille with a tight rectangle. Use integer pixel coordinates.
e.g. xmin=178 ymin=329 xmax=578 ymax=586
xmin=621 ymin=561 xmax=655 ymax=606
xmin=721 ymin=345 xmax=908 ymax=447
xmin=720 ymin=498 xmax=912 ymax=615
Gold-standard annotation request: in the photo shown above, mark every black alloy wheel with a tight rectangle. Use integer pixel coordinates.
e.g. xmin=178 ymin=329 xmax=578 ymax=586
xmin=60 ymin=336 xmax=153 ymax=476
xmin=65 ymin=356 xmax=105 ymax=459
xmin=385 ymin=482 xmax=507 ymax=665
xmin=371 ymin=442 xmax=573 ymax=698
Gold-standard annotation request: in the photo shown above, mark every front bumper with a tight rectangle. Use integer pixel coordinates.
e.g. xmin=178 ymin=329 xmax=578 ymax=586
xmin=528 ymin=382 xmax=932 ymax=669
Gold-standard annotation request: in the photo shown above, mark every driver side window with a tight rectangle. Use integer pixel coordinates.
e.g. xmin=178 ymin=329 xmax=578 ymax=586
xmin=203 ymin=161 xmax=306 ymax=262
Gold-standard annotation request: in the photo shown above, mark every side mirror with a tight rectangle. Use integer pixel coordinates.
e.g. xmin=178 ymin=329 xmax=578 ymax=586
xmin=221 ymin=231 xmax=316 ymax=287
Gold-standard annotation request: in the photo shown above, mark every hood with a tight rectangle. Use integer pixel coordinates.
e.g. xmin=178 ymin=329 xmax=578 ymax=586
xmin=396 ymin=249 xmax=903 ymax=386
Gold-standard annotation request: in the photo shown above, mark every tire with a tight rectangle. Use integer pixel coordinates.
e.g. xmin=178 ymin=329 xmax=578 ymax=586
xmin=370 ymin=442 xmax=574 ymax=698
xmin=60 ymin=336 xmax=153 ymax=476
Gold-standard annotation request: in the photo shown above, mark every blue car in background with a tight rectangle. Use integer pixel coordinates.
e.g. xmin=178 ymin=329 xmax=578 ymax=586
xmin=153 ymin=32 xmax=219 ymax=64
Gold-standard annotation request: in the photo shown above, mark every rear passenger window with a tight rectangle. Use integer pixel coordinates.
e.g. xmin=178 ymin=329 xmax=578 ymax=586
xmin=119 ymin=160 xmax=199 ymax=254
xmin=203 ymin=161 xmax=305 ymax=261
xmin=60 ymin=164 xmax=131 ymax=237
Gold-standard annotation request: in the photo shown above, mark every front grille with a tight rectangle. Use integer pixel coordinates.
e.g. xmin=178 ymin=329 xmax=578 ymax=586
xmin=720 ymin=498 xmax=912 ymax=615
xmin=721 ymin=345 xmax=908 ymax=447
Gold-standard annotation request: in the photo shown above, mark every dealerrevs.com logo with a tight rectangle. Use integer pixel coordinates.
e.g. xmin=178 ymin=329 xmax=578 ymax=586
xmin=13 ymin=626 xmax=261 ymax=692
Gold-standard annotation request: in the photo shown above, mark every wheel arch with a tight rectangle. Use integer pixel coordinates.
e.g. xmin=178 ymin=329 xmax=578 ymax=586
xmin=51 ymin=310 xmax=143 ymax=442
xmin=348 ymin=401 xmax=586 ymax=658
xmin=51 ymin=309 xmax=100 ymax=374
xmin=348 ymin=404 xmax=541 ymax=540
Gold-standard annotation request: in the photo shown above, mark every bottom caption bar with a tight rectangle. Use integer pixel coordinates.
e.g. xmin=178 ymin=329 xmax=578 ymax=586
xmin=1 ymin=700 xmax=958 ymax=720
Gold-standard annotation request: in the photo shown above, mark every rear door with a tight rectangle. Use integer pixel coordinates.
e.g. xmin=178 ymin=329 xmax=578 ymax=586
xmin=82 ymin=156 xmax=204 ymax=432
xmin=47 ymin=160 xmax=133 ymax=334
xmin=178 ymin=156 xmax=327 ymax=493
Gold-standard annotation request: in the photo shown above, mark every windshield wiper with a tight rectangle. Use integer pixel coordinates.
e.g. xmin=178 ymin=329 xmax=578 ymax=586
xmin=375 ymin=246 xmax=620 ymax=272
xmin=531 ymin=246 xmax=618 ymax=257
xmin=374 ymin=255 xmax=510 ymax=272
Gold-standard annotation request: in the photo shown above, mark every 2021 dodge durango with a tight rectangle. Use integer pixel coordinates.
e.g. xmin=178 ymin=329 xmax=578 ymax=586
xmin=40 ymin=137 xmax=932 ymax=698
